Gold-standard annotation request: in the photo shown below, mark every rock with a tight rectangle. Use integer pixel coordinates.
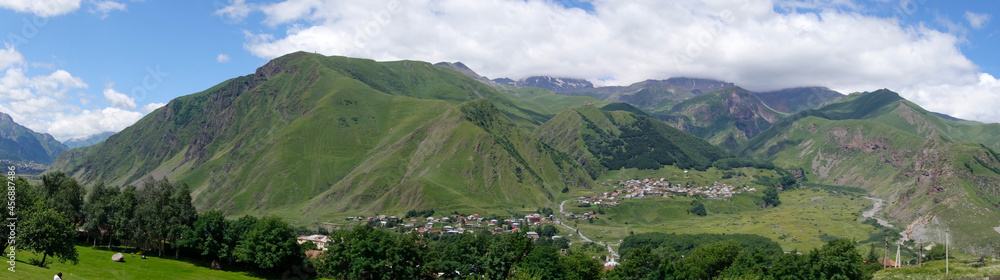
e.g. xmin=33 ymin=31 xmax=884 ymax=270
xmin=112 ymin=253 xmax=124 ymax=262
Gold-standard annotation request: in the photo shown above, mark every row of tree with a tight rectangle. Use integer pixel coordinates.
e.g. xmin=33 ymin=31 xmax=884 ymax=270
xmin=3 ymin=172 xmax=304 ymax=274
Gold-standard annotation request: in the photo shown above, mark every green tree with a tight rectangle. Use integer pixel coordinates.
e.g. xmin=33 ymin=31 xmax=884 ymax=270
xmin=180 ymin=211 xmax=229 ymax=261
xmin=863 ymin=243 xmax=883 ymax=277
xmin=235 ymin=216 xmax=302 ymax=270
xmin=770 ymin=250 xmax=809 ymax=279
xmin=689 ymin=200 xmax=707 ymax=216
xmin=561 ymin=251 xmax=602 ymax=280
xmin=320 ymin=224 xmax=427 ymax=279
xmin=135 ymin=178 xmax=174 ymax=255
xmin=224 ymin=215 xmax=258 ymax=263
xmin=41 ymin=171 xmax=86 ymax=223
xmin=721 ymin=248 xmax=771 ymax=279
xmin=21 ymin=208 xmax=78 ymax=266
xmin=763 ymin=187 xmax=781 ymax=207
xmin=110 ymin=185 xmax=138 ymax=249
xmin=675 ymin=240 xmax=741 ymax=279
xmin=813 ymin=239 xmax=867 ymax=280
xmin=517 ymin=246 xmax=565 ymax=279
xmin=925 ymin=244 xmax=948 ymax=261
xmin=426 ymin=232 xmax=486 ymax=278
xmin=82 ymin=181 xmax=118 ymax=247
xmin=608 ymin=246 xmax=660 ymax=280
xmin=2 ymin=177 xmax=39 ymax=222
xmin=166 ymin=183 xmax=197 ymax=258
xmin=483 ymin=232 xmax=534 ymax=278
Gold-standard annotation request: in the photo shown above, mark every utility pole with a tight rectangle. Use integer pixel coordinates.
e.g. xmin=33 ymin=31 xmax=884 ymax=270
xmin=884 ymin=236 xmax=889 ymax=269
xmin=918 ymin=241 xmax=922 ymax=265
xmin=946 ymin=228 xmax=950 ymax=275
xmin=896 ymin=241 xmax=901 ymax=268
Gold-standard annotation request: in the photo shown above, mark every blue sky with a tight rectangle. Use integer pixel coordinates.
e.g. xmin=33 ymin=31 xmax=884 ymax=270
xmin=0 ymin=0 xmax=998 ymax=141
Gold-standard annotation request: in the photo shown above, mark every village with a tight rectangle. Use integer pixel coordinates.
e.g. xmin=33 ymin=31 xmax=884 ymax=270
xmin=575 ymin=178 xmax=757 ymax=208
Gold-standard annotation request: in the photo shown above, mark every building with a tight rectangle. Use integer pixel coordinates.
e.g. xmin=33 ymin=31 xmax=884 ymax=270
xmin=297 ymin=235 xmax=331 ymax=251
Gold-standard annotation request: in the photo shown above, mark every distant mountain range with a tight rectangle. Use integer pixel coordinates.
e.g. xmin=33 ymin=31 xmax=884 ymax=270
xmin=63 ymin=131 xmax=115 ymax=149
xmin=0 ymin=112 xmax=67 ymax=165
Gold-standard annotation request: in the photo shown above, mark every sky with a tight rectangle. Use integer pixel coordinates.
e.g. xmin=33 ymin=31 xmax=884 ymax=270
xmin=0 ymin=0 xmax=998 ymax=142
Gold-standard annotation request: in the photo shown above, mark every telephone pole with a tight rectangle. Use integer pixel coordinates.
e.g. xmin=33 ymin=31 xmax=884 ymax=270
xmin=884 ymin=236 xmax=889 ymax=268
xmin=946 ymin=228 xmax=950 ymax=275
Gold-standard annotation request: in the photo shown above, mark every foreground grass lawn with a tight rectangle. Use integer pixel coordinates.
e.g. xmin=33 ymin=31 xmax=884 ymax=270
xmin=5 ymin=245 xmax=282 ymax=280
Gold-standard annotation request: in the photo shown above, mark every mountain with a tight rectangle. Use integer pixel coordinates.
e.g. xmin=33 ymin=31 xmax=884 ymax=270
xmin=433 ymin=62 xmax=495 ymax=85
xmin=434 ymin=62 xmax=609 ymax=114
xmin=657 ymin=87 xmax=785 ymax=150
xmin=533 ymin=103 xmax=730 ymax=178
xmin=0 ymin=112 xmax=67 ymax=165
xmin=737 ymin=89 xmax=1000 ymax=253
xmin=492 ymin=76 xmax=594 ymax=92
xmin=559 ymin=78 xmax=735 ymax=111
xmin=753 ymin=87 xmax=845 ymax=113
xmin=63 ymin=131 xmax=115 ymax=149
xmin=53 ymin=52 xmax=593 ymax=219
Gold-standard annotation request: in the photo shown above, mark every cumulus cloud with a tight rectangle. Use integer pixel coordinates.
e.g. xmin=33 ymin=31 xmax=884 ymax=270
xmin=224 ymin=0 xmax=1000 ymax=123
xmin=102 ymin=81 xmax=135 ymax=109
xmin=965 ymin=11 xmax=991 ymax=29
xmin=216 ymin=53 xmax=231 ymax=63
xmin=42 ymin=107 xmax=144 ymax=141
xmin=142 ymin=102 xmax=165 ymax=113
xmin=0 ymin=0 xmax=82 ymax=17
xmin=89 ymin=0 xmax=126 ymax=19
xmin=0 ymin=45 xmax=151 ymax=140
xmin=214 ymin=0 xmax=253 ymax=23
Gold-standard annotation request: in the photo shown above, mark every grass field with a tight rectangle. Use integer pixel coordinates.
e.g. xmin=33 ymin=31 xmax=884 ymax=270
xmin=874 ymin=255 xmax=1000 ymax=279
xmin=561 ymin=166 xmax=878 ymax=252
xmin=4 ymin=245 xmax=295 ymax=280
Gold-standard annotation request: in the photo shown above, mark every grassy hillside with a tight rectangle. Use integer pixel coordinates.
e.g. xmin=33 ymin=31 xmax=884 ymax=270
xmin=53 ymin=52 xmax=593 ymax=221
xmin=753 ymin=87 xmax=845 ymax=113
xmin=738 ymin=89 xmax=1000 ymax=254
xmin=10 ymin=245 xmax=267 ymax=279
xmin=657 ymin=87 xmax=786 ymax=150
xmin=533 ymin=105 xmax=730 ymax=179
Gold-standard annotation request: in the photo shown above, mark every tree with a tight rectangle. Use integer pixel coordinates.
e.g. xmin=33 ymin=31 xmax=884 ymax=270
xmin=21 ymin=208 xmax=78 ymax=266
xmin=166 ymin=183 xmax=197 ymax=258
xmin=721 ymin=248 xmax=771 ymax=279
xmin=41 ymin=171 xmax=86 ymax=223
xmin=180 ymin=211 xmax=229 ymax=261
xmin=224 ymin=215 xmax=258 ymax=263
xmin=675 ymin=240 xmax=741 ymax=279
xmin=2 ymin=177 xmax=39 ymax=222
xmin=320 ymin=224 xmax=427 ymax=279
xmin=235 ymin=216 xmax=302 ymax=270
xmin=110 ymin=185 xmax=138 ymax=249
xmin=608 ymin=246 xmax=661 ymax=280
xmin=763 ymin=187 xmax=781 ymax=207
xmin=517 ymin=246 xmax=565 ymax=279
xmin=813 ymin=239 xmax=867 ymax=280
xmin=539 ymin=224 xmax=558 ymax=237
xmin=135 ymin=178 xmax=174 ymax=255
xmin=82 ymin=181 xmax=118 ymax=247
xmin=689 ymin=200 xmax=707 ymax=216
xmin=925 ymin=244 xmax=948 ymax=261
xmin=561 ymin=251 xmax=601 ymax=280
xmin=483 ymin=232 xmax=534 ymax=278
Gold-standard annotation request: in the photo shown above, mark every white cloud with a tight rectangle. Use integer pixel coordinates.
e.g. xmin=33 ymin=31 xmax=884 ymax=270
xmin=89 ymin=0 xmax=126 ymax=19
xmin=0 ymin=45 xmax=150 ymax=141
xmin=965 ymin=11 xmax=991 ymax=29
xmin=102 ymin=81 xmax=135 ymax=109
xmin=227 ymin=0 xmax=1000 ymax=124
xmin=42 ymin=107 xmax=144 ymax=141
xmin=0 ymin=0 xmax=82 ymax=17
xmin=216 ymin=53 xmax=231 ymax=63
xmin=214 ymin=0 xmax=254 ymax=23
xmin=142 ymin=102 xmax=164 ymax=113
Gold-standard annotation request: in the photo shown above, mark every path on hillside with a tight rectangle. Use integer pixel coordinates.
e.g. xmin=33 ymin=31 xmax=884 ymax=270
xmin=862 ymin=197 xmax=893 ymax=228
xmin=557 ymin=199 xmax=619 ymax=258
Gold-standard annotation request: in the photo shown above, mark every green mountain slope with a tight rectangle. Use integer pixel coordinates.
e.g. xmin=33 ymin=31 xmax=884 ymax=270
xmin=753 ymin=87 xmax=844 ymax=113
xmin=0 ymin=112 xmax=67 ymax=165
xmin=560 ymin=78 xmax=734 ymax=111
xmin=52 ymin=52 xmax=593 ymax=219
xmin=738 ymin=89 xmax=1000 ymax=253
xmin=657 ymin=87 xmax=786 ymax=151
xmin=534 ymin=104 xmax=730 ymax=178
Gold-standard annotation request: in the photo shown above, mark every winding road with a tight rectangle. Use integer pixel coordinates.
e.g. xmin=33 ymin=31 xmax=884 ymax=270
xmin=557 ymin=199 xmax=619 ymax=258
